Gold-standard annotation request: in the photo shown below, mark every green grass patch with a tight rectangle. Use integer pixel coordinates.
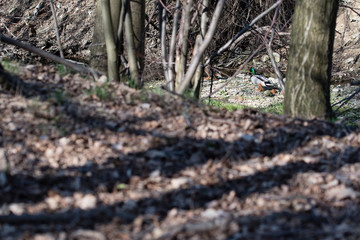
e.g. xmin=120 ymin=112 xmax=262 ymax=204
xmin=204 ymin=98 xmax=284 ymax=115
xmin=1 ymin=58 xmax=20 ymax=74
xmin=333 ymin=106 xmax=360 ymax=128
xmin=53 ymin=89 xmax=68 ymax=105
xmin=260 ymin=102 xmax=284 ymax=115
xmin=85 ymin=82 xmax=113 ymax=101
xmin=204 ymin=99 xmax=248 ymax=111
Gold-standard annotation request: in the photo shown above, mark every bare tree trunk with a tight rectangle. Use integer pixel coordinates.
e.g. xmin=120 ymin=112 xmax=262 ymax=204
xmin=177 ymin=0 xmax=225 ymax=94
xmin=284 ymin=0 xmax=339 ymax=119
xmin=159 ymin=0 xmax=169 ymax=83
xmin=167 ymin=0 xmax=181 ymax=91
xmin=191 ymin=0 xmax=209 ymax=99
xmin=102 ymin=0 xmax=119 ymax=82
xmin=130 ymin=0 xmax=145 ymax=76
xmin=90 ymin=0 xmax=121 ymax=74
xmin=175 ymin=0 xmax=193 ymax=90
xmin=124 ymin=0 xmax=140 ymax=87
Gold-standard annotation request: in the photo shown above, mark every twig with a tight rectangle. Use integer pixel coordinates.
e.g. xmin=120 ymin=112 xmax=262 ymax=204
xmin=1 ymin=21 xmax=17 ymax=39
xmin=261 ymin=2 xmax=286 ymax=92
xmin=340 ymin=4 xmax=360 ymax=17
xmin=33 ymin=0 xmax=45 ymax=16
xmin=204 ymin=0 xmax=283 ymax=66
xmin=158 ymin=0 xmax=171 ymax=13
xmin=49 ymin=0 xmax=64 ymax=59
xmin=0 ymin=34 xmax=100 ymax=77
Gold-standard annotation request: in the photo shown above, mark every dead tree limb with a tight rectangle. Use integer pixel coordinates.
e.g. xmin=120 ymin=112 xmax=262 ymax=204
xmin=0 ymin=34 xmax=99 ymax=77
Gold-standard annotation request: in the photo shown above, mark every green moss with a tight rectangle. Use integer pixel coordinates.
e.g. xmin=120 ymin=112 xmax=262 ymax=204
xmin=260 ymin=102 xmax=284 ymax=115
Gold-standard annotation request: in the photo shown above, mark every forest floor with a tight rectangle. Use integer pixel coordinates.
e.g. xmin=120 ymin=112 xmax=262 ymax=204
xmin=1 ymin=0 xmax=360 ymax=239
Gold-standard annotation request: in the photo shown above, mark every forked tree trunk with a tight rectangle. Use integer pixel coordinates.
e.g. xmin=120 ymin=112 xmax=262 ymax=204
xmin=284 ymin=0 xmax=339 ymax=119
xmin=191 ymin=0 xmax=209 ymax=99
xmin=90 ymin=0 xmax=121 ymax=73
xmin=102 ymin=0 xmax=119 ymax=81
xmin=90 ymin=0 xmax=144 ymax=88
xmin=175 ymin=0 xmax=193 ymax=90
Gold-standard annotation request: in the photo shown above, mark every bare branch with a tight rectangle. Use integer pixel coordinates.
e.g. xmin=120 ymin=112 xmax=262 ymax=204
xmin=263 ymin=3 xmax=286 ymax=92
xmin=205 ymin=0 xmax=283 ymax=66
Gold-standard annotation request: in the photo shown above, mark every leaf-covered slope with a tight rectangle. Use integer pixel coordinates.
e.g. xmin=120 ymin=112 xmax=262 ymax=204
xmin=0 ymin=64 xmax=360 ymax=239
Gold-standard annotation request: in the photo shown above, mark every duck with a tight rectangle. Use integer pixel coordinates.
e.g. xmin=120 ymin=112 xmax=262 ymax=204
xmin=249 ymin=67 xmax=277 ymax=92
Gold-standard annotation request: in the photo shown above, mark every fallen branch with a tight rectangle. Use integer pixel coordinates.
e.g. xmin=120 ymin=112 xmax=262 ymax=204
xmin=0 ymin=34 xmax=100 ymax=77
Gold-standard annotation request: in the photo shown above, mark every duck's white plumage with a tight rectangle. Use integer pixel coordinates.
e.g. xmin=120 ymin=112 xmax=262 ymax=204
xmin=249 ymin=68 xmax=276 ymax=89
xmin=250 ymin=75 xmax=274 ymax=87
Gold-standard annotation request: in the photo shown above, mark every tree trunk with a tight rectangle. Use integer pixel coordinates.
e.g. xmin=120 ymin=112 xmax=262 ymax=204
xmin=124 ymin=0 xmax=139 ymax=87
xmin=191 ymin=0 xmax=209 ymax=99
xmin=284 ymin=0 xmax=339 ymax=119
xmin=175 ymin=0 xmax=193 ymax=90
xmin=130 ymin=0 xmax=145 ymax=77
xmin=102 ymin=0 xmax=119 ymax=82
xmin=90 ymin=0 xmax=121 ymax=73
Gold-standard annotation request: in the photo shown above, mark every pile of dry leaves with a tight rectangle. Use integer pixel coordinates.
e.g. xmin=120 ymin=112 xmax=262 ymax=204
xmin=0 ymin=63 xmax=359 ymax=240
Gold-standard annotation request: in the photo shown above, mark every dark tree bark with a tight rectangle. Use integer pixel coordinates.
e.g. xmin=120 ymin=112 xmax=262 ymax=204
xmin=284 ymin=0 xmax=339 ymax=119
